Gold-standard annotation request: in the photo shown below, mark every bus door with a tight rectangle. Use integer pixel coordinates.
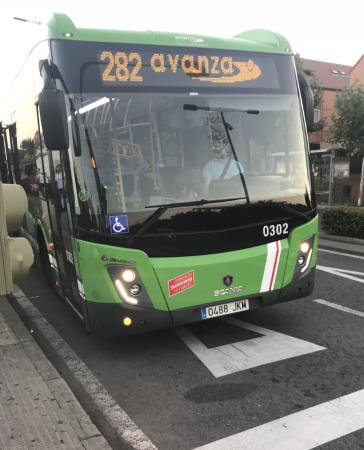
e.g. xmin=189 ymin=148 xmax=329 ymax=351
xmin=40 ymin=144 xmax=84 ymax=316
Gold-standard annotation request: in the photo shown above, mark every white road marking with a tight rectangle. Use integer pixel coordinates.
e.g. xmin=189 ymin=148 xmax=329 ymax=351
xmin=317 ymin=265 xmax=364 ymax=284
xmin=329 ymin=267 xmax=364 ymax=276
xmin=194 ymin=388 xmax=364 ymax=450
xmin=313 ymin=299 xmax=364 ymax=319
xmin=318 ymin=248 xmax=364 ymax=260
xmin=176 ymin=317 xmax=325 ymax=378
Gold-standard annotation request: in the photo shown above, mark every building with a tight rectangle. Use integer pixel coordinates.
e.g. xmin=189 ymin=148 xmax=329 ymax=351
xmin=301 ymin=58 xmax=351 ymax=148
xmin=302 ymin=56 xmax=364 ymax=205
xmin=302 ymin=55 xmax=364 ymax=205
xmin=350 ymin=54 xmax=364 ymax=85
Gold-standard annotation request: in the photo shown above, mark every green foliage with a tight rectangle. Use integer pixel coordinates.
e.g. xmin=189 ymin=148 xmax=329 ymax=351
xmin=21 ymin=138 xmax=35 ymax=153
xmin=331 ymin=82 xmax=364 ymax=155
xmin=312 ymin=118 xmax=325 ymax=132
xmin=321 ymin=206 xmax=364 ymax=239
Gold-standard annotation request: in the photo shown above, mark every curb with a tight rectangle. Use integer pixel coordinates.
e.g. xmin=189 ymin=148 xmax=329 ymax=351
xmin=319 ymin=232 xmax=364 ymax=246
xmin=9 ymin=286 xmax=157 ymax=450
xmin=318 ymin=238 xmax=364 ymax=257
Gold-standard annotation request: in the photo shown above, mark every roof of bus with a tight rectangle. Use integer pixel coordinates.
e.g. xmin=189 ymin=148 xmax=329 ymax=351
xmin=47 ymin=13 xmax=293 ymax=55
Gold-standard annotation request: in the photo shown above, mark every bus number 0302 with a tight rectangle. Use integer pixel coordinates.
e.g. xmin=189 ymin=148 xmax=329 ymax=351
xmin=263 ymin=223 xmax=288 ymax=237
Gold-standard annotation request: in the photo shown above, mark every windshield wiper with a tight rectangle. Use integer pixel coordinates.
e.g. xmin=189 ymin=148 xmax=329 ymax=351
xmin=126 ymin=196 xmax=247 ymax=244
xmin=146 ymin=196 xmax=246 ymax=209
xmin=184 ymin=104 xmax=253 ymax=205
xmin=268 ymin=201 xmax=314 ymax=221
xmin=183 ymin=104 xmax=260 ymax=115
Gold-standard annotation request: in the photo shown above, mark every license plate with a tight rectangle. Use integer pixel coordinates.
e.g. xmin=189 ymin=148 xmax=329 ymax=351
xmin=201 ymin=299 xmax=249 ymax=320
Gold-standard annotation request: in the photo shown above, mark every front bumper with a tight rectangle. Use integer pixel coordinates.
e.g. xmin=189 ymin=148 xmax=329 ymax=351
xmin=86 ymin=268 xmax=315 ymax=336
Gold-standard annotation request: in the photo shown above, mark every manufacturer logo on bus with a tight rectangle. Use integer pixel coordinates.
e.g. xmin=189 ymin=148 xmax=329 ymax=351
xmin=214 ymin=286 xmax=243 ymax=297
xmin=223 ymin=275 xmax=233 ymax=287
xmin=175 ymin=35 xmax=204 ymax=44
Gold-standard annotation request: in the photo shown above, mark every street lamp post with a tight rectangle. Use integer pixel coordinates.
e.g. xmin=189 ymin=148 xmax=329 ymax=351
xmin=328 ymin=149 xmax=336 ymax=206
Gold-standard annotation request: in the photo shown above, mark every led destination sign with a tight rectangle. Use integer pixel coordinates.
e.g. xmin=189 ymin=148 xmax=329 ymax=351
xmin=99 ymin=49 xmax=262 ymax=86
xmin=51 ymin=40 xmax=291 ymax=93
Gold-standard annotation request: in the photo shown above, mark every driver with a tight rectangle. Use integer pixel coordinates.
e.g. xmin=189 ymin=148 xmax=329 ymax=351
xmin=201 ymin=143 xmax=244 ymax=196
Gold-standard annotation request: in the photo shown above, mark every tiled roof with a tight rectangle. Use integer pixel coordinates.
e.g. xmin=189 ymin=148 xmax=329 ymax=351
xmin=301 ymin=58 xmax=351 ymax=90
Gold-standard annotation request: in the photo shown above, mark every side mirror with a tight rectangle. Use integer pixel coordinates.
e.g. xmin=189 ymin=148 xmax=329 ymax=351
xmin=38 ymin=85 xmax=69 ymax=151
xmin=298 ymin=72 xmax=314 ymax=133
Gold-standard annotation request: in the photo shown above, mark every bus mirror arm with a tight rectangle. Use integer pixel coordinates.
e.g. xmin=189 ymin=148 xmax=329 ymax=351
xmin=39 ymin=59 xmax=60 ymax=80
xmin=298 ymin=72 xmax=314 ymax=133
xmin=38 ymin=85 xmax=69 ymax=152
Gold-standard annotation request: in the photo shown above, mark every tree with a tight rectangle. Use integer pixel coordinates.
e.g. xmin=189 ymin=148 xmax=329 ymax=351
xmin=331 ymin=82 xmax=364 ymax=206
xmin=309 ymin=77 xmax=325 ymax=132
xmin=21 ymin=138 xmax=35 ymax=155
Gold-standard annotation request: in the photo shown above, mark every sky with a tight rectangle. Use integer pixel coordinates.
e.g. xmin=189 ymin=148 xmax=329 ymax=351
xmin=0 ymin=0 xmax=363 ymax=102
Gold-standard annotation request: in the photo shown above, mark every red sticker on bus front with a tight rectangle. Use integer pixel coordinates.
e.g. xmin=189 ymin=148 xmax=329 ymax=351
xmin=168 ymin=271 xmax=195 ymax=297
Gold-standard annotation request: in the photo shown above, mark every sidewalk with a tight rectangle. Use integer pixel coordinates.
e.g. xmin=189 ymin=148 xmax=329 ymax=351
xmin=0 ymin=295 xmax=110 ymax=450
xmin=319 ymin=232 xmax=364 ymax=255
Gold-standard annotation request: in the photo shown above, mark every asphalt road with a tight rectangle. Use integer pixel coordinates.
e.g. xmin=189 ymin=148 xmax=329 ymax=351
xmin=16 ymin=247 xmax=364 ymax=450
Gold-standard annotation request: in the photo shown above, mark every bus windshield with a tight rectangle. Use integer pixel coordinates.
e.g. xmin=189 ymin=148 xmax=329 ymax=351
xmin=70 ymin=91 xmax=310 ymax=217
xmin=50 ymin=39 xmax=314 ymax=250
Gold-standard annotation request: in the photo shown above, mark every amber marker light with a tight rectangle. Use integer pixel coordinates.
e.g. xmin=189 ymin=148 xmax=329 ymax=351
xmin=122 ymin=317 xmax=132 ymax=327
xmin=91 ymin=157 xmax=97 ymax=169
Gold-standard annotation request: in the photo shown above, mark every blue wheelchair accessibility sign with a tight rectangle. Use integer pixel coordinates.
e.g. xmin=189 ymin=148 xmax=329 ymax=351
xmin=109 ymin=215 xmax=129 ymax=235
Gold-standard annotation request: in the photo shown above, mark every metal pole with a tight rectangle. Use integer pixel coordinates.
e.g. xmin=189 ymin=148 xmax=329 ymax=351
xmin=328 ymin=149 xmax=335 ymax=206
xmin=0 ymin=124 xmax=8 ymax=183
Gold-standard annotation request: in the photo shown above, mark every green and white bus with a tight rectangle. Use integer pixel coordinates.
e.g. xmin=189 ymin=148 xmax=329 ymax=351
xmin=0 ymin=14 xmax=317 ymax=335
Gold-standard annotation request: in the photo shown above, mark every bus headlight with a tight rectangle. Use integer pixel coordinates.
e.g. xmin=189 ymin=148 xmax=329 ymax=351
xmin=107 ymin=266 xmax=153 ymax=307
xmin=300 ymin=248 xmax=313 ymax=273
xmin=294 ymin=237 xmax=314 ymax=276
xmin=130 ymin=284 xmax=142 ymax=296
xmin=121 ymin=269 xmax=136 ymax=283
xmin=114 ymin=279 xmax=138 ymax=305
xmin=298 ymin=256 xmax=305 ymax=266
xmin=300 ymin=242 xmax=310 ymax=254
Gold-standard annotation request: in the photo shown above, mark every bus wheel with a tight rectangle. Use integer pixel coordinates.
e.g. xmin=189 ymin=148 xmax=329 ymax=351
xmin=38 ymin=235 xmax=53 ymax=287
